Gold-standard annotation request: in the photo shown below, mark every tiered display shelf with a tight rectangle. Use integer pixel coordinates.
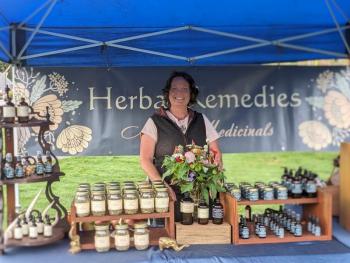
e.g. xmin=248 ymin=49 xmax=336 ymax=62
xmin=0 ymin=117 xmax=68 ymax=254
xmin=69 ymin=188 xmax=175 ymax=251
xmin=222 ymin=187 xmax=333 ymax=245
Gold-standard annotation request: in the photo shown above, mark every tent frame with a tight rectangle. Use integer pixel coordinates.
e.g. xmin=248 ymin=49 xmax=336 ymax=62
xmin=1 ymin=0 xmax=349 ymax=64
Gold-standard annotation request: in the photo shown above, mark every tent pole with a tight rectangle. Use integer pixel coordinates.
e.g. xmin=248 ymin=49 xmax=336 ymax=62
xmin=18 ymin=0 xmax=54 ymax=28
xmin=17 ymin=0 xmax=58 ymax=60
xmin=325 ymin=0 xmax=350 ymax=55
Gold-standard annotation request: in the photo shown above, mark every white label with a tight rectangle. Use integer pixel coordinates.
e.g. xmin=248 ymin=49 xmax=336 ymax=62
xmin=17 ymin=106 xmax=29 ymax=117
xmin=44 ymin=225 xmax=53 ymax=237
xmin=155 ymin=197 xmax=169 ymax=208
xmin=140 ymin=198 xmax=154 ymax=209
xmin=37 ymin=222 xmax=44 ymax=234
xmin=115 ymin=235 xmax=130 ymax=247
xmin=134 ymin=234 xmax=149 ymax=246
xmin=29 ymin=227 xmax=38 ymax=238
xmin=75 ymin=202 xmax=90 ymax=215
xmin=95 ymin=236 xmax=110 ymax=249
xmin=3 ymin=106 xmax=15 ymax=118
xmin=14 ymin=227 xmax=23 ymax=239
xmin=124 ymin=199 xmax=138 ymax=210
xmin=91 ymin=200 xmax=106 ymax=212
xmin=180 ymin=202 xmax=194 ymax=213
xmin=22 ymin=224 xmax=29 ymax=235
xmin=197 ymin=207 xmax=209 ymax=219
xmin=108 ymin=199 xmax=122 ymax=211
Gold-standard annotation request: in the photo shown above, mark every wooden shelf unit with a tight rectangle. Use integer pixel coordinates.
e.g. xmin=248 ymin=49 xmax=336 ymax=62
xmin=69 ymin=189 xmax=175 ymax=252
xmin=0 ymin=118 xmax=68 ymax=254
xmin=222 ymin=187 xmax=333 ymax=245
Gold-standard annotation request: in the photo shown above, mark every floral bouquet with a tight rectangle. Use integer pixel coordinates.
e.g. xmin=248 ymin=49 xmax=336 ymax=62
xmin=162 ymin=143 xmax=226 ymax=204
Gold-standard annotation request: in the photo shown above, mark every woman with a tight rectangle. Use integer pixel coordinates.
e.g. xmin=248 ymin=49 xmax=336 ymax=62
xmin=140 ymin=71 xmax=222 ymax=221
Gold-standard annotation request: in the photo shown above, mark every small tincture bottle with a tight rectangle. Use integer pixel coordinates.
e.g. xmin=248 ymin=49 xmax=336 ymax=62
xmin=3 ymin=153 xmax=15 ymax=180
xmin=44 ymin=151 xmax=53 ymax=174
xmin=36 ymin=151 xmax=45 ymax=176
xmin=294 ymin=214 xmax=303 ymax=237
xmin=17 ymin=97 xmax=31 ymax=123
xmin=14 ymin=219 xmax=23 ymax=240
xmin=21 ymin=217 xmax=29 ymax=236
xmin=197 ymin=199 xmax=209 ymax=225
xmin=180 ymin=192 xmax=194 ymax=225
xmin=29 ymin=217 xmax=38 ymax=239
xmin=44 ymin=215 xmax=53 ymax=237
xmin=212 ymin=197 xmax=224 ymax=224
xmin=37 ymin=215 xmax=44 ymax=234
xmin=15 ymin=155 xmax=25 ymax=178
xmin=2 ymin=86 xmax=16 ymax=123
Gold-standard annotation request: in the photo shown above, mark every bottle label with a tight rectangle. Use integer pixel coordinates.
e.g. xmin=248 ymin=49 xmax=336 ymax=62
xmin=155 ymin=197 xmax=169 ymax=208
xmin=4 ymin=166 xmax=15 ymax=179
xmin=95 ymin=236 xmax=110 ymax=249
xmin=197 ymin=207 xmax=209 ymax=219
xmin=36 ymin=164 xmax=45 ymax=175
xmin=45 ymin=163 xmax=53 ymax=173
xmin=75 ymin=202 xmax=90 ymax=215
xmin=180 ymin=202 xmax=194 ymax=213
xmin=17 ymin=106 xmax=29 ymax=117
xmin=294 ymin=225 xmax=302 ymax=236
xmin=134 ymin=234 xmax=149 ymax=246
xmin=115 ymin=235 xmax=130 ymax=247
xmin=44 ymin=225 xmax=53 ymax=237
xmin=91 ymin=200 xmax=106 ymax=212
xmin=22 ymin=224 xmax=29 ymax=235
xmin=140 ymin=198 xmax=154 ymax=209
xmin=306 ymin=183 xmax=317 ymax=193
xmin=292 ymin=183 xmax=302 ymax=194
xmin=29 ymin=227 xmax=38 ymax=238
xmin=108 ymin=199 xmax=122 ymax=211
xmin=15 ymin=167 xmax=24 ymax=177
xmin=124 ymin=199 xmax=138 ymax=210
xmin=212 ymin=208 xmax=224 ymax=219
xmin=3 ymin=106 xmax=15 ymax=118
xmin=37 ymin=222 xmax=44 ymax=234
xmin=14 ymin=227 xmax=23 ymax=239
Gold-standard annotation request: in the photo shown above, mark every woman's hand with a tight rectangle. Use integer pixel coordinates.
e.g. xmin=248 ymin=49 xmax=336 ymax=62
xmin=209 ymin=140 xmax=223 ymax=170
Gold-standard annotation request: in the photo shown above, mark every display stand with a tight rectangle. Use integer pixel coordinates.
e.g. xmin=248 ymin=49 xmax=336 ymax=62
xmin=69 ymin=189 xmax=175 ymax=251
xmin=222 ymin=188 xmax=332 ymax=245
xmin=340 ymin=142 xmax=350 ymax=231
xmin=0 ymin=114 xmax=68 ymax=254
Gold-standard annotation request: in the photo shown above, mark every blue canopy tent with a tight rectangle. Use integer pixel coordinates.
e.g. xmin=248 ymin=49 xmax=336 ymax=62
xmin=0 ymin=0 xmax=349 ymax=67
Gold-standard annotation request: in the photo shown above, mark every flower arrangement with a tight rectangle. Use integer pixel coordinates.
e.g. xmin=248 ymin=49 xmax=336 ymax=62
xmin=162 ymin=143 xmax=226 ymax=204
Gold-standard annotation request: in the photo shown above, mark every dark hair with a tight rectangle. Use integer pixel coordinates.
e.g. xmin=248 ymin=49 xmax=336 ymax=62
xmin=162 ymin=71 xmax=199 ymax=108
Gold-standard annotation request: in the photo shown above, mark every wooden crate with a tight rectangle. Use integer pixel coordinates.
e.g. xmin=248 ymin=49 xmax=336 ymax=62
xmin=326 ymin=185 xmax=339 ymax=216
xmin=176 ymin=222 xmax=231 ymax=245
xmin=340 ymin=143 xmax=350 ymax=231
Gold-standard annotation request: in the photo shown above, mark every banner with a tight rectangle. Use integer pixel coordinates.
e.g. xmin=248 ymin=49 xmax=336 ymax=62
xmin=14 ymin=66 xmax=350 ymax=155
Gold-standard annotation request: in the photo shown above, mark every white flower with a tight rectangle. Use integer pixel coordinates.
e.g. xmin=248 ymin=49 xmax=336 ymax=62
xmin=184 ymin=151 xmax=196 ymax=163
xmin=324 ymin=90 xmax=350 ymax=129
xmin=298 ymin=121 xmax=332 ymax=150
xmin=316 ymin=70 xmax=334 ymax=93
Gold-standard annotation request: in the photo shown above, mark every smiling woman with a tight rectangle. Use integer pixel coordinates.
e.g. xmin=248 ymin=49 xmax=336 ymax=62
xmin=139 ymin=71 xmax=223 ymax=222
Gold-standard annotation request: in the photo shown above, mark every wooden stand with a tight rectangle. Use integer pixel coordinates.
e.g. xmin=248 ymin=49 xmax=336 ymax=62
xmin=223 ymin=188 xmax=332 ymax=245
xmin=69 ymin=189 xmax=175 ymax=251
xmin=340 ymin=143 xmax=350 ymax=231
xmin=0 ymin=119 xmax=68 ymax=254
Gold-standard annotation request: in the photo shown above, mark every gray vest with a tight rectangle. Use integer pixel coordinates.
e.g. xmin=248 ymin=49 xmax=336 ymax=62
xmin=152 ymin=110 xmax=206 ymax=177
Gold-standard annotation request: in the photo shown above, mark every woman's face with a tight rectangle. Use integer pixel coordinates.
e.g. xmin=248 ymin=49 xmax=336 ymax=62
xmin=169 ymin=77 xmax=191 ymax=108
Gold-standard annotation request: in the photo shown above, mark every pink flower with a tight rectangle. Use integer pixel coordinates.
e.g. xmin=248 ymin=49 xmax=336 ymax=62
xmin=184 ymin=151 xmax=196 ymax=164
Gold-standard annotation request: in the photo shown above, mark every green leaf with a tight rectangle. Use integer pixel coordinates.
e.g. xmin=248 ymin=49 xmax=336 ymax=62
xmin=201 ymin=187 xmax=209 ymax=205
xmin=180 ymin=183 xmax=193 ymax=193
xmin=162 ymin=169 xmax=173 ymax=179
xmin=209 ymin=184 xmax=217 ymax=200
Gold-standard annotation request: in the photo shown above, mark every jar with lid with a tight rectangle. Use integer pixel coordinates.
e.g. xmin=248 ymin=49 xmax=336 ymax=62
xmin=91 ymin=190 xmax=106 ymax=216
xmin=123 ymin=189 xmax=139 ymax=214
xmin=112 ymin=223 xmax=130 ymax=251
xmin=94 ymin=223 xmax=110 ymax=252
xmin=155 ymin=188 xmax=169 ymax=213
xmin=74 ymin=190 xmax=90 ymax=217
xmin=133 ymin=221 xmax=149 ymax=250
xmin=139 ymin=189 xmax=155 ymax=213
xmin=107 ymin=189 xmax=123 ymax=215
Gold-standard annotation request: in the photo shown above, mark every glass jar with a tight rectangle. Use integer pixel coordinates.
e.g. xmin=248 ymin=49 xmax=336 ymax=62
xmin=113 ymin=223 xmax=130 ymax=251
xmin=263 ymin=187 xmax=274 ymax=200
xmin=248 ymin=188 xmax=259 ymax=201
xmin=155 ymin=188 xmax=169 ymax=213
xmin=133 ymin=221 xmax=149 ymax=250
xmin=276 ymin=186 xmax=288 ymax=200
xmin=123 ymin=190 xmax=139 ymax=214
xmin=91 ymin=190 xmax=106 ymax=216
xmin=94 ymin=223 xmax=110 ymax=252
xmin=107 ymin=189 xmax=123 ymax=215
xmin=139 ymin=189 xmax=155 ymax=213
xmin=74 ymin=190 xmax=90 ymax=217
xmin=230 ymin=188 xmax=241 ymax=201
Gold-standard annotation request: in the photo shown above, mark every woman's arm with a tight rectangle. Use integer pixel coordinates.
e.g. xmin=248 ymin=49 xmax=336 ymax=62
xmin=209 ymin=139 xmax=223 ymax=170
xmin=140 ymin=133 xmax=162 ymax=181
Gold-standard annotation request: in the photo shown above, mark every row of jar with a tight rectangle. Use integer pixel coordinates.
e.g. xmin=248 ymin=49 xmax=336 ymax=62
xmin=94 ymin=221 xmax=149 ymax=252
xmin=74 ymin=182 xmax=170 ymax=217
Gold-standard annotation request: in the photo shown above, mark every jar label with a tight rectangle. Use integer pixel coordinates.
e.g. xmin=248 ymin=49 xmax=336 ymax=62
xmin=3 ymin=106 xmax=15 ymax=117
xmin=36 ymin=163 xmax=45 ymax=174
xmin=75 ymin=202 xmax=90 ymax=215
xmin=212 ymin=208 xmax=224 ymax=219
xmin=29 ymin=227 xmax=38 ymax=238
xmin=180 ymin=202 xmax=194 ymax=213
xmin=197 ymin=207 xmax=209 ymax=219
xmin=17 ymin=106 xmax=29 ymax=117
xmin=115 ymin=235 xmax=130 ymax=247
xmin=14 ymin=228 xmax=23 ymax=239
xmin=306 ymin=183 xmax=317 ymax=193
xmin=292 ymin=184 xmax=302 ymax=194
xmin=44 ymin=225 xmax=52 ymax=237
xmin=134 ymin=234 xmax=149 ymax=246
xmin=155 ymin=197 xmax=169 ymax=208
xmin=95 ymin=236 xmax=110 ymax=248
xmin=124 ymin=199 xmax=138 ymax=210
xmin=91 ymin=200 xmax=106 ymax=212
xmin=108 ymin=199 xmax=123 ymax=211
xmin=140 ymin=198 xmax=154 ymax=209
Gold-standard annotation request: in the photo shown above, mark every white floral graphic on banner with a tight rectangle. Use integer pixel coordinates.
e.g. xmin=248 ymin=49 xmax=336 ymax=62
xmin=299 ymin=67 xmax=350 ymax=150
xmin=14 ymin=68 xmax=92 ymax=155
